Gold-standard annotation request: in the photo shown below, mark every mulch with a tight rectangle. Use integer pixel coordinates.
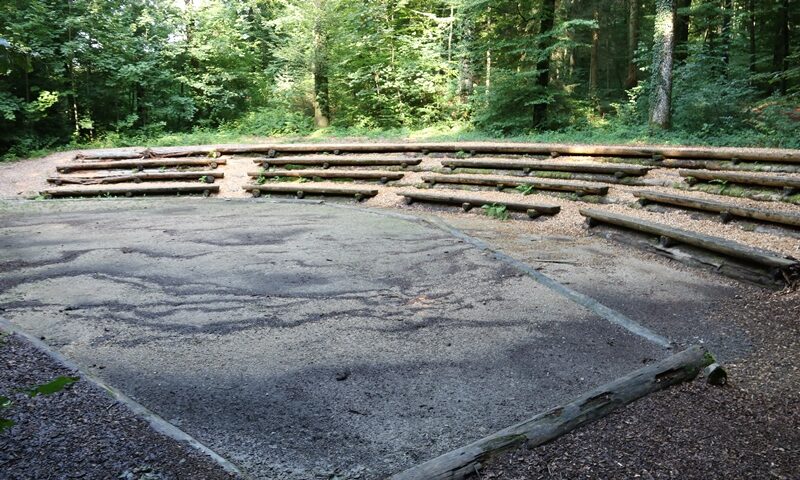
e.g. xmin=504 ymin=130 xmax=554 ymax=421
xmin=473 ymin=288 xmax=800 ymax=480
xmin=0 ymin=333 xmax=237 ymax=480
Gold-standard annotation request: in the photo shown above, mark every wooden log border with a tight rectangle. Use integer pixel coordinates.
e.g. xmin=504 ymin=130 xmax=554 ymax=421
xmin=633 ymin=190 xmax=800 ymax=228
xmin=391 ymin=345 xmax=714 ymax=480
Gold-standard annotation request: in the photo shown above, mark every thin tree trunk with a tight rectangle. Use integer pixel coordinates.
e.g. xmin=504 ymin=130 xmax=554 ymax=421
xmin=674 ymin=0 xmax=691 ymax=64
xmin=771 ymin=0 xmax=790 ymax=94
xmin=590 ymin=8 xmax=600 ymax=96
xmin=721 ymin=0 xmax=732 ymax=66
xmin=748 ymin=0 xmax=756 ymax=73
xmin=459 ymin=11 xmax=475 ymax=101
xmin=312 ymin=1 xmax=330 ymax=128
xmin=485 ymin=6 xmax=492 ymax=94
xmin=649 ymin=0 xmax=676 ymax=130
xmin=625 ymin=0 xmax=640 ymax=89
xmin=533 ymin=0 xmax=557 ymax=126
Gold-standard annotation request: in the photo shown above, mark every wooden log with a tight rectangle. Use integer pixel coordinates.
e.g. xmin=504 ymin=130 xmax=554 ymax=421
xmin=243 ymin=184 xmax=378 ymax=198
xmin=41 ymin=185 xmax=219 ymax=198
xmin=398 ymin=191 xmax=560 ymax=215
xmin=679 ymin=170 xmax=800 ymax=190
xmin=391 ymin=345 xmax=714 ymax=480
xmin=208 ymin=143 xmax=800 ymax=163
xmin=47 ymin=171 xmax=223 ymax=185
xmin=579 ymin=208 xmax=797 ymax=269
xmin=78 ymin=142 xmax=800 ymax=164
xmin=422 ymin=174 xmax=609 ymax=196
xmin=441 ymin=158 xmax=651 ymax=176
xmin=254 ymin=156 xmax=420 ymax=168
xmin=661 ymin=159 xmax=800 ymax=173
xmin=75 ymin=149 xmax=152 ymax=160
xmin=56 ymin=158 xmax=225 ymax=173
xmin=633 ymin=190 xmax=800 ymax=228
xmin=247 ymin=169 xmax=404 ymax=181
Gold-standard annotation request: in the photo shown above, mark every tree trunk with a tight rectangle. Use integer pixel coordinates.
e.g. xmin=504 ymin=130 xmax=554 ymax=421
xmin=649 ymin=0 xmax=676 ymax=130
xmin=459 ymin=11 xmax=475 ymax=101
xmin=312 ymin=2 xmax=330 ymax=128
xmin=771 ymin=0 xmax=790 ymax=94
xmin=721 ymin=0 xmax=732 ymax=66
xmin=625 ymin=0 xmax=640 ymax=89
xmin=590 ymin=8 xmax=600 ymax=96
xmin=748 ymin=0 xmax=757 ymax=73
xmin=533 ymin=0 xmax=557 ymax=126
xmin=674 ymin=0 xmax=691 ymax=64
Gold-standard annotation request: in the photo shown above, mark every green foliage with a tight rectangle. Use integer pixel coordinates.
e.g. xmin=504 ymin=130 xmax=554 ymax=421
xmin=0 ymin=0 xmax=798 ymax=158
xmin=515 ymin=184 xmax=536 ymax=195
xmin=481 ymin=203 xmax=509 ymax=220
xmin=26 ymin=376 xmax=79 ymax=397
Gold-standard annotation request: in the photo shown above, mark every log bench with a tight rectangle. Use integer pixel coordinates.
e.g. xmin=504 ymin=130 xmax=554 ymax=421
xmin=422 ymin=173 xmax=609 ymax=196
xmin=243 ymin=183 xmax=378 ymax=201
xmin=580 ymin=208 xmax=797 ymax=274
xmin=398 ymin=191 xmax=560 ymax=218
xmin=48 ymin=171 xmax=223 ymax=185
xmin=441 ymin=158 xmax=651 ymax=177
xmin=255 ymin=157 xmax=421 ymax=169
xmin=41 ymin=184 xmax=219 ymax=198
xmin=75 ymin=143 xmax=800 ymax=164
xmin=679 ymin=170 xmax=800 ymax=195
xmin=633 ymin=190 xmax=800 ymax=228
xmin=57 ymin=158 xmax=225 ymax=173
xmin=248 ymin=169 xmax=404 ymax=183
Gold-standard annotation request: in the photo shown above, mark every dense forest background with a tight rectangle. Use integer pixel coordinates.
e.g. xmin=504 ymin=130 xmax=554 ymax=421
xmin=0 ymin=0 xmax=798 ymax=158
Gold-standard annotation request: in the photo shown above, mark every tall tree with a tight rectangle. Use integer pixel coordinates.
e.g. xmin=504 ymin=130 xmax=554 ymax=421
xmin=533 ymin=0 xmax=557 ymax=126
xmin=674 ymin=0 xmax=691 ymax=64
xmin=312 ymin=0 xmax=330 ymax=127
xmin=625 ymin=0 xmax=640 ymax=88
xmin=649 ymin=0 xmax=676 ymax=129
xmin=771 ymin=0 xmax=790 ymax=94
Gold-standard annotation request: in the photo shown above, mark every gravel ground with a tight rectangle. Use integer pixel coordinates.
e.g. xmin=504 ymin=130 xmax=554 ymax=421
xmin=472 ymin=288 xmax=800 ymax=480
xmin=0 ymin=332 xmax=236 ymax=480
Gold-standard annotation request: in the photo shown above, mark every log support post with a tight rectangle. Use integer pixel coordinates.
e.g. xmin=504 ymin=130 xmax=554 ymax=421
xmin=659 ymin=235 xmax=677 ymax=248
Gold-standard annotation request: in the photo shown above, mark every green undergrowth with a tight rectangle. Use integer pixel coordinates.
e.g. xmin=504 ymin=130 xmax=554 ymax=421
xmin=481 ymin=203 xmax=510 ymax=220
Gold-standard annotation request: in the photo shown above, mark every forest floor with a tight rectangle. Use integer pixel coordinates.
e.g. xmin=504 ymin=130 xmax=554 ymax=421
xmin=0 ymin=143 xmax=799 ymax=479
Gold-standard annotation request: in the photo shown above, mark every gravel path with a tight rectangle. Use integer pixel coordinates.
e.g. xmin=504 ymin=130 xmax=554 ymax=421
xmin=0 ymin=332 xmax=237 ymax=480
xmin=472 ymin=288 xmax=800 ymax=480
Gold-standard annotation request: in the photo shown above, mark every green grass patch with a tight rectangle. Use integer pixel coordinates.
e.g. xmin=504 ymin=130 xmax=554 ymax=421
xmin=26 ymin=376 xmax=79 ymax=397
xmin=481 ymin=203 xmax=509 ymax=220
